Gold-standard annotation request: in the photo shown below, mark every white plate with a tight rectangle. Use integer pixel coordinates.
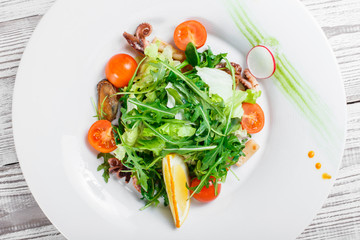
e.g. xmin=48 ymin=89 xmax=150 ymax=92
xmin=13 ymin=0 xmax=346 ymax=239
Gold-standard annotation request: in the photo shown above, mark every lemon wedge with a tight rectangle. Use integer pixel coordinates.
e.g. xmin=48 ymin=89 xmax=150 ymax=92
xmin=162 ymin=153 xmax=190 ymax=228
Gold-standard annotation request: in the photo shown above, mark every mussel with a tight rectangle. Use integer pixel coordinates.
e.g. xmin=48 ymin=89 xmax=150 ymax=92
xmin=97 ymin=79 xmax=119 ymax=122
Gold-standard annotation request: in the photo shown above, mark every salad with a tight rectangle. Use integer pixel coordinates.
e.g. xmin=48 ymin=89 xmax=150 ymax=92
xmin=87 ymin=20 xmax=267 ymax=228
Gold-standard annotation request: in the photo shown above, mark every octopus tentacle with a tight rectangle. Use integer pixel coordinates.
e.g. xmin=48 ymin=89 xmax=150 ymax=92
xmin=216 ymin=62 xmax=259 ymax=90
xmin=123 ymin=23 xmax=152 ymax=54
xmin=242 ymin=69 xmax=259 ymax=90
xmin=107 ymin=158 xmax=131 ymax=183
xmin=216 ymin=62 xmax=242 ymax=76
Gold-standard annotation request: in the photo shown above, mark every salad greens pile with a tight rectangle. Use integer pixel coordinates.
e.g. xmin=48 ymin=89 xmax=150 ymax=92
xmin=97 ymin=42 xmax=261 ymax=209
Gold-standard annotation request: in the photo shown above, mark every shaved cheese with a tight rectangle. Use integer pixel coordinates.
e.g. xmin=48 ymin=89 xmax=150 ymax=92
xmin=195 ymin=67 xmax=233 ymax=102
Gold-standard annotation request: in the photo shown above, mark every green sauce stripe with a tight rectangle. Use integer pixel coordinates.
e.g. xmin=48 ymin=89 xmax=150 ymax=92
xmin=225 ymin=0 xmax=340 ymax=150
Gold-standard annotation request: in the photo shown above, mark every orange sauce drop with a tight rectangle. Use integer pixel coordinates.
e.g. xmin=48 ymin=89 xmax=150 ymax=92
xmin=308 ymin=151 xmax=315 ymax=158
xmin=322 ymin=173 xmax=332 ymax=179
xmin=315 ymin=163 xmax=321 ymax=169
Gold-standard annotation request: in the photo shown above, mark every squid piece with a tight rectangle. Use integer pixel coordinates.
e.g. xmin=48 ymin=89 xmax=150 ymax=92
xmin=236 ymin=139 xmax=260 ymax=167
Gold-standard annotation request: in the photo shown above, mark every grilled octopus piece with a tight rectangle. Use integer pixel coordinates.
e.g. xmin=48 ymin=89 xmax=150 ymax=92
xmin=97 ymin=79 xmax=119 ymax=122
xmin=216 ymin=62 xmax=259 ymax=90
xmin=216 ymin=62 xmax=242 ymax=76
xmin=123 ymin=23 xmax=153 ymax=54
xmin=108 ymin=158 xmax=131 ymax=183
xmin=242 ymin=69 xmax=259 ymax=90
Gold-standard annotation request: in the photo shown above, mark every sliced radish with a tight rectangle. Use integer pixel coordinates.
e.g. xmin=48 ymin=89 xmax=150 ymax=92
xmin=246 ymin=45 xmax=276 ymax=79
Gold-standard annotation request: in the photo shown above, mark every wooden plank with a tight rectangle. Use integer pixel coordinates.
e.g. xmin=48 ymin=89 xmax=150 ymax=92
xmin=300 ymin=0 xmax=360 ymax=103
xmin=0 ymin=164 xmax=53 ymax=236
xmin=1 ymin=225 xmax=64 ymax=240
xmin=329 ymin=32 xmax=360 ymax=104
xmin=0 ymin=0 xmax=55 ymax=23
xmin=0 ymin=15 xmax=41 ymax=79
xmin=0 ymin=75 xmax=17 ymax=166
xmin=0 ymin=15 xmax=42 ymax=166
xmin=301 ymin=0 xmax=360 ymax=28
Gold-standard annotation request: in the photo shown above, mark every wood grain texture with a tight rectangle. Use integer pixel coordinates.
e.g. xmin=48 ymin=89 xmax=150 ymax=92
xmin=0 ymin=0 xmax=55 ymax=23
xmin=0 ymin=0 xmax=359 ymax=239
xmin=0 ymin=164 xmax=52 ymax=236
xmin=300 ymin=0 xmax=360 ymax=104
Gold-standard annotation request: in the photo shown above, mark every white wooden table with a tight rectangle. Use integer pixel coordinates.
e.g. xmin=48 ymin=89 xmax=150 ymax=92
xmin=0 ymin=0 xmax=359 ymax=239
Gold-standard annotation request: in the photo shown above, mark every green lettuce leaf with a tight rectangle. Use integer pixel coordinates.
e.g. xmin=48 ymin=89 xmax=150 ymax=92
xmin=141 ymin=127 xmax=156 ymax=137
xmin=137 ymin=138 xmax=166 ymax=155
xmin=157 ymin=123 xmax=196 ymax=138
xmin=142 ymin=123 xmax=196 ymax=139
xmin=244 ymin=89 xmax=262 ymax=104
xmin=123 ymin=124 xmax=140 ymax=146
xmin=225 ymin=90 xmax=247 ymax=119
xmin=113 ymin=145 xmax=126 ymax=160
xmin=225 ymin=89 xmax=262 ymax=119
xmin=131 ymin=42 xmax=176 ymax=92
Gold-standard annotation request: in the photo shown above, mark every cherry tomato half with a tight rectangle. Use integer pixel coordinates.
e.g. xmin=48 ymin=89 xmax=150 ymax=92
xmin=190 ymin=177 xmax=221 ymax=202
xmin=88 ymin=120 xmax=117 ymax=153
xmin=173 ymin=20 xmax=207 ymax=51
xmin=105 ymin=53 xmax=137 ymax=88
xmin=241 ymin=103 xmax=265 ymax=134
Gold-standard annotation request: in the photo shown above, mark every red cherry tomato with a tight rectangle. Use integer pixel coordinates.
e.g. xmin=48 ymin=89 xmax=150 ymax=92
xmin=87 ymin=120 xmax=117 ymax=153
xmin=105 ymin=54 xmax=137 ymax=88
xmin=173 ymin=20 xmax=207 ymax=51
xmin=241 ymin=103 xmax=265 ymax=134
xmin=190 ymin=177 xmax=221 ymax=202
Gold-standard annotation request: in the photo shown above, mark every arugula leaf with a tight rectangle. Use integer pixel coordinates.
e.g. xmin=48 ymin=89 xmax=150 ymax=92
xmin=128 ymin=98 xmax=177 ymax=118
xmin=199 ymin=47 xmax=227 ymax=68
xmin=159 ymin=59 xmax=224 ymax=117
xmin=97 ymin=153 xmax=115 ymax=183
xmin=122 ymin=145 xmax=149 ymax=191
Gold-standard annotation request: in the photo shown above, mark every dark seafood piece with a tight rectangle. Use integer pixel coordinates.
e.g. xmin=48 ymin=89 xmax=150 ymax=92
xmin=242 ymin=69 xmax=259 ymax=90
xmin=123 ymin=23 xmax=153 ymax=54
xmin=216 ymin=62 xmax=259 ymax=90
xmin=216 ymin=62 xmax=242 ymax=76
xmin=108 ymin=158 xmax=131 ymax=183
xmin=97 ymin=79 xmax=119 ymax=122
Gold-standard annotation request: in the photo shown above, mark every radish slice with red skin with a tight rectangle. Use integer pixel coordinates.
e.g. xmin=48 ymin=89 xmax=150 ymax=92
xmin=246 ymin=45 xmax=276 ymax=79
